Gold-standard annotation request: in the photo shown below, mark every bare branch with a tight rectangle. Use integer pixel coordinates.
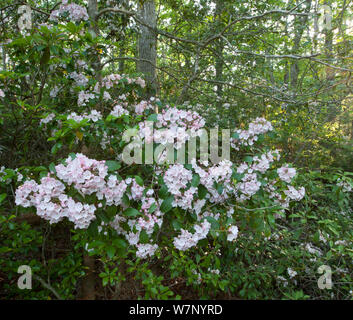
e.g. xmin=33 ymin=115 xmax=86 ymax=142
xmin=33 ymin=274 xmax=64 ymax=300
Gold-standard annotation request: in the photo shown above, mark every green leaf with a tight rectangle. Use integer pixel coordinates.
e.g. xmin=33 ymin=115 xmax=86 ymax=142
xmin=123 ymin=208 xmax=140 ymax=217
xmin=49 ymin=162 xmax=56 ymax=174
xmin=39 ymin=171 xmax=49 ymax=178
xmin=139 ymin=230 xmax=149 ymax=243
xmin=313 ymin=230 xmax=320 ymax=243
xmin=147 ymin=114 xmax=158 ymax=122
xmin=158 ymin=185 xmax=169 ymax=199
xmin=112 ymin=239 xmax=128 ymax=248
xmin=66 ymin=22 xmax=77 ymax=34
xmin=89 ymin=240 xmax=105 ymax=248
xmin=231 ymin=132 xmax=239 ymax=139
xmin=106 ymin=160 xmax=121 ymax=172
xmin=172 ymin=220 xmax=182 ymax=231
xmin=0 ymin=193 xmax=7 ymax=204
xmin=148 ymin=202 xmax=157 ymax=213
xmin=160 ymin=195 xmax=174 ymax=213
xmin=106 ymin=206 xmax=117 ymax=218
xmin=106 ymin=246 xmax=116 ymax=259
xmin=191 ymin=174 xmax=200 ymax=187
xmin=214 ymin=183 xmax=223 ymax=195
xmin=51 ymin=142 xmax=62 ymax=155
xmin=98 ymin=212 xmax=110 ymax=223
xmin=50 ymin=45 xmax=59 ymax=56
xmin=267 ymin=214 xmax=275 ymax=227
xmin=134 ymin=175 xmax=144 ymax=186
xmin=122 ymin=194 xmax=130 ymax=207
xmin=205 ymin=216 xmax=220 ymax=230
xmin=87 ymin=220 xmax=98 ymax=237
xmin=40 ymin=46 xmax=50 ymax=68
xmin=244 ymin=156 xmax=253 ymax=163
xmin=232 ymin=172 xmax=243 ymax=181
xmin=198 ymin=185 xmax=208 ymax=199
xmin=33 ymin=166 xmax=47 ymax=172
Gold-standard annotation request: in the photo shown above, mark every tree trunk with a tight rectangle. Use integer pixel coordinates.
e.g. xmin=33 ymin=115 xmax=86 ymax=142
xmin=1 ymin=45 xmax=6 ymax=71
xmin=215 ymin=0 xmax=224 ymax=110
xmin=79 ymin=255 xmax=96 ymax=300
xmin=137 ymin=0 xmax=157 ymax=97
xmin=323 ymin=0 xmax=334 ymax=82
xmin=290 ymin=0 xmax=312 ymax=89
xmin=88 ymin=0 xmax=102 ymax=77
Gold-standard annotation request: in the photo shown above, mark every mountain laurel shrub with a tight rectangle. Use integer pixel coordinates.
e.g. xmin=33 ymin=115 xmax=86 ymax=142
xmin=1 ymin=10 xmax=352 ymax=299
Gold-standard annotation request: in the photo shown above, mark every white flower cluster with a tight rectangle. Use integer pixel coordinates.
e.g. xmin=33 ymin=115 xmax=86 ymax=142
xmin=252 ymin=150 xmax=280 ymax=173
xmin=208 ymin=159 xmax=233 ymax=183
xmin=129 ymin=178 xmax=145 ymax=200
xmin=277 ymin=276 xmax=288 ymax=287
xmin=265 ymin=179 xmax=305 ymax=209
xmin=115 ymin=212 xmax=162 ymax=241
xmin=67 ymin=110 xmax=102 ymax=123
xmin=40 ymin=109 xmax=102 ymax=127
xmin=69 ymin=72 xmax=89 ymax=87
xmin=284 ymin=185 xmax=305 ymax=201
xmin=98 ymin=74 xmax=146 ymax=90
xmin=173 ymin=220 xmax=211 ymax=251
xmin=237 ymin=151 xmax=280 ymax=176
xmin=50 ymin=1 xmax=89 ymax=23
xmin=0 ymin=166 xmax=23 ymax=184
xmin=287 ymin=267 xmax=297 ymax=279
xmin=100 ymin=175 xmax=127 ymax=206
xmin=208 ymin=268 xmax=220 ymax=275
xmin=227 ymin=225 xmax=239 ymax=241
xmin=190 ymin=159 xmax=234 ymax=204
xmin=110 ymin=105 xmax=129 ymax=118
xmin=192 ymin=270 xmax=202 ymax=284
xmin=156 ymin=107 xmax=205 ymax=132
xmin=50 ymin=86 xmax=60 ymax=98
xmin=55 ymin=153 xmax=108 ymax=195
xmin=235 ymin=173 xmax=261 ymax=201
xmin=232 ymin=152 xmax=303 ymax=205
xmin=277 ymin=165 xmax=296 ymax=183
xmin=109 ymin=193 xmax=163 ymax=258
xmin=134 ymin=100 xmax=155 ymax=115
xmin=337 ymin=178 xmax=352 ymax=192
xmin=15 ymin=176 xmax=96 ymax=229
xmin=164 ymin=164 xmax=193 ymax=196
xmin=0 ymin=88 xmax=5 ymax=98
xmin=304 ymin=243 xmax=323 ymax=257
xmin=231 ymin=117 xmax=273 ymax=149
xmin=137 ymin=106 xmax=206 ymax=151
xmin=193 ymin=199 xmax=206 ymax=215
xmin=78 ymin=91 xmax=96 ymax=106
xmin=40 ymin=113 xmax=56 ymax=125
xmin=76 ymin=59 xmax=88 ymax=70
xmin=15 ymin=152 xmax=161 ymax=258
xmin=103 ymin=91 xmax=111 ymax=101
xmin=136 ymin=243 xmax=158 ymax=259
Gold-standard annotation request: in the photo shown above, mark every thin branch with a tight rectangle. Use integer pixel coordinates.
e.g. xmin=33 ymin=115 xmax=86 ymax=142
xmin=97 ymin=6 xmax=317 ymax=48
xmin=0 ymin=2 xmax=50 ymax=16
xmin=196 ymin=78 xmax=297 ymax=103
xmin=33 ymin=274 xmax=64 ymax=300
xmin=97 ymin=7 xmax=135 ymax=19
xmin=310 ymin=58 xmax=353 ymax=72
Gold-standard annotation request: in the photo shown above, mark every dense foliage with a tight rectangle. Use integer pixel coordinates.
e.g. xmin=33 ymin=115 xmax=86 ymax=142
xmin=0 ymin=0 xmax=352 ymax=300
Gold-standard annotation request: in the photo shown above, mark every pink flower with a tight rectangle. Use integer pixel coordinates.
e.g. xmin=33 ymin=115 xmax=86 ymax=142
xmin=227 ymin=225 xmax=239 ymax=241
xmin=277 ymin=165 xmax=296 ymax=183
